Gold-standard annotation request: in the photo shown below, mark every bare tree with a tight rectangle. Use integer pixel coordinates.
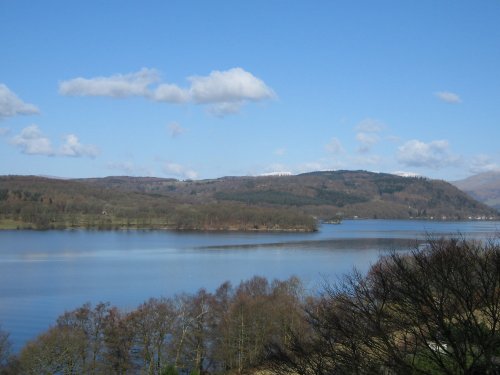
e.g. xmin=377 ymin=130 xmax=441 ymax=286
xmin=171 ymin=293 xmax=193 ymax=370
xmin=18 ymin=325 xmax=86 ymax=375
xmin=57 ymin=302 xmax=109 ymax=374
xmin=128 ymin=297 xmax=176 ymax=374
xmin=225 ymin=276 xmax=306 ymax=374
xmin=186 ymin=289 xmax=211 ymax=374
xmin=102 ymin=307 xmax=134 ymax=375
xmin=208 ymin=281 xmax=235 ymax=373
xmin=269 ymin=238 xmax=500 ymax=375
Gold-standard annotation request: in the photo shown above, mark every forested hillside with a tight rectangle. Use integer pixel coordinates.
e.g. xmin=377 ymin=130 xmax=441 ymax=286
xmin=81 ymin=170 xmax=498 ymax=220
xmin=209 ymin=170 xmax=497 ymax=220
xmin=0 ymin=170 xmax=497 ymax=230
xmin=0 ymin=176 xmax=315 ymax=231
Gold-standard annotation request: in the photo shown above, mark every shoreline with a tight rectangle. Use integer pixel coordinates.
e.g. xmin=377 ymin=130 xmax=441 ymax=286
xmin=1 ymin=216 xmax=499 ymax=232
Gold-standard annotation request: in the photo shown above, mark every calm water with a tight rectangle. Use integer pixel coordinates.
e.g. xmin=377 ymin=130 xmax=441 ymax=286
xmin=0 ymin=219 xmax=499 ymax=352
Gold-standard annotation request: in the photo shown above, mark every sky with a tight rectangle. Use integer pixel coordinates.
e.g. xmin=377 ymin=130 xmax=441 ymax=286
xmin=1 ymin=1 xmax=500 ymax=181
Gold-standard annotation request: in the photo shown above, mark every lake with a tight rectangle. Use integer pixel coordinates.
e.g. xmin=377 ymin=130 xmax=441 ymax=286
xmin=1 ymin=219 xmax=499 ymax=352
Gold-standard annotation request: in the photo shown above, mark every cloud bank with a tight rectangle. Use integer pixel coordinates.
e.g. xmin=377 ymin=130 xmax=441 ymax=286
xmin=397 ymin=139 xmax=460 ymax=169
xmin=59 ymin=67 xmax=275 ymax=116
xmin=0 ymin=84 xmax=39 ymax=119
xmin=469 ymin=155 xmax=500 ymax=174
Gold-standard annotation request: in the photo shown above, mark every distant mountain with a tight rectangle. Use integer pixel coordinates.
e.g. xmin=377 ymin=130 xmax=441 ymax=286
xmin=452 ymin=171 xmax=500 ymax=211
xmin=0 ymin=171 xmax=497 ymax=231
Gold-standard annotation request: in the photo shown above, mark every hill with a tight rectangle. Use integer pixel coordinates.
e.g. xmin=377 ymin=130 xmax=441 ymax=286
xmin=0 ymin=175 xmax=316 ymax=231
xmin=452 ymin=171 xmax=500 ymax=211
xmin=0 ymin=171 xmax=497 ymax=231
xmin=208 ymin=170 xmax=497 ymax=220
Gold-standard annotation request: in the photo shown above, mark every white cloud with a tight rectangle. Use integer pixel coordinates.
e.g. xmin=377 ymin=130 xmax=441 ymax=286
xmin=189 ymin=67 xmax=275 ymax=104
xmin=10 ymin=125 xmax=98 ymax=158
xmin=397 ymin=139 xmax=460 ymax=169
xmin=168 ymin=122 xmax=184 ymax=138
xmin=469 ymin=155 xmax=500 ymax=174
xmin=59 ymin=67 xmax=275 ymax=117
xmin=0 ymin=84 xmax=39 ymax=119
xmin=59 ymin=134 xmax=99 ymax=158
xmin=10 ymin=125 xmax=53 ymax=155
xmin=163 ymin=162 xmax=198 ymax=180
xmin=153 ymin=84 xmax=189 ymax=103
xmin=435 ymin=91 xmax=462 ymax=104
xmin=325 ymin=137 xmax=344 ymax=154
xmin=189 ymin=67 xmax=276 ymax=116
xmin=59 ymin=68 xmax=160 ymax=98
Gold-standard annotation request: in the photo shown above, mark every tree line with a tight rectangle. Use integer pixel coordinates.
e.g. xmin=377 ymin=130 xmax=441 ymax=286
xmin=2 ymin=237 xmax=500 ymax=374
xmin=0 ymin=182 xmax=317 ymax=232
xmin=0 ymin=276 xmax=305 ymax=375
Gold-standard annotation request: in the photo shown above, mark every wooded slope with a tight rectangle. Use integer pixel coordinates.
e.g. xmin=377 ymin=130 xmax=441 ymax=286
xmin=0 ymin=170 xmax=497 ymax=230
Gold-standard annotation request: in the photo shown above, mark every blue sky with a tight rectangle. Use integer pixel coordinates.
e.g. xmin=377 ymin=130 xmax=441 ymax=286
xmin=1 ymin=1 xmax=500 ymax=181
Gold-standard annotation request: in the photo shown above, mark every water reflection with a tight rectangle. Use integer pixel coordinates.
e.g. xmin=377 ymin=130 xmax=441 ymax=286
xmin=0 ymin=220 xmax=499 ymax=352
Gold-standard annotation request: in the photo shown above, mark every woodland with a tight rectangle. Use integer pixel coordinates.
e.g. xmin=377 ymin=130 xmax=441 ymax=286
xmin=0 ymin=171 xmax=497 ymax=231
